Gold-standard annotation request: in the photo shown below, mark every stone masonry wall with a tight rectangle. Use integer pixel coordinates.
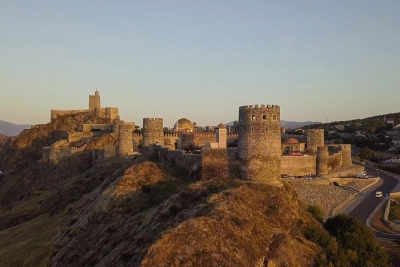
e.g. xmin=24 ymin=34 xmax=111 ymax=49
xmin=281 ymin=156 xmax=316 ymax=176
xmin=68 ymin=131 xmax=94 ymax=142
xmin=238 ymin=104 xmax=281 ymax=184
xmin=118 ymin=124 xmax=134 ymax=156
xmin=143 ymin=118 xmax=164 ymax=147
xmin=202 ymin=148 xmax=229 ymax=180
xmin=327 ymin=153 xmax=342 ymax=170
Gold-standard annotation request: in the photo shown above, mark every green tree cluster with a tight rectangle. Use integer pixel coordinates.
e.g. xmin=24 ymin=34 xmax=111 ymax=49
xmin=308 ymin=214 xmax=390 ymax=267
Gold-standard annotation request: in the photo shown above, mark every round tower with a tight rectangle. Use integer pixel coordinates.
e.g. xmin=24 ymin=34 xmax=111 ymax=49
xmin=316 ymin=146 xmax=329 ymax=176
xmin=118 ymin=124 xmax=133 ymax=156
xmin=339 ymin=144 xmax=352 ymax=167
xmin=143 ymin=118 xmax=164 ymax=147
xmin=238 ymin=104 xmax=281 ymax=184
xmin=306 ymin=129 xmax=324 ymax=153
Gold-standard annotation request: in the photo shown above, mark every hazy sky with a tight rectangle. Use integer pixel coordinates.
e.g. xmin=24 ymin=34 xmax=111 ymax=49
xmin=1 ymin=1 xmax=399 ymax=127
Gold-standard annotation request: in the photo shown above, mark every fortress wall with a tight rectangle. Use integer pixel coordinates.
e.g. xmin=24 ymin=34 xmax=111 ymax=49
xmin=194 ymin=133 xmax=216 ymax=147
xmin=51 ymin=109 xmax=89 ymax=120
xmin=164 ymin=149 xmax=202 ymax=173
xmin=321 ymin=165 xmax=364 ymax=178
xmin=82 ymin=124 xmax=113 ymax=133
xmin=179 ymin=134 xmax=195 ymax=150
xmin=281 ymin=156 xmax=316 ymax=176
xmin=100 ymin=107 xmax=119 ymax=120
xmin=163 ymin=135 xmax=178 ymax=150
xmin=327 ymin=153 xmax=342 ymax=170
xmin=132 ymin=134 xmax=142 ymax=151
xmin=104 ymin=146 xmax=117 ymax=158
xmin=202 ymin=148 xmax=229 ymax=180
xmin=68 ymin=131 xmax=94 ymax=142
xmin=70 ymin=145 xmax=86 ymax=154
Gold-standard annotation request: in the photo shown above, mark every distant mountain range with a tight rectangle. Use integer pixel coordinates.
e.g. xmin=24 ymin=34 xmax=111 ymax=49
xmin=225 ymin=120 xmax=320 ymax=129
xmin=0 ymin=120 xmax=31 ymax=136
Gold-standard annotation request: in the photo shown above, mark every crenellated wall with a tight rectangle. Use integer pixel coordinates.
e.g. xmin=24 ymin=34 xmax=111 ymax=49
xmin=238 ymin=104 xmax=281 ymax=184
xmin=68 ymin=131 xmax=94 ymax=142
xmin=51 ymin=109 xmax=89 ymax=121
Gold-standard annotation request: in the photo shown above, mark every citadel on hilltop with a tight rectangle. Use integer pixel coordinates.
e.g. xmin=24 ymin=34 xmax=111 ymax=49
xmin=41 ymin=91 xmax=363 ymax=183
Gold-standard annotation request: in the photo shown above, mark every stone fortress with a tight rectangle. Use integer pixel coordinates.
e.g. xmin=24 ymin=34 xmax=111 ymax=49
xmin=42 ymin=91 xmax=363 ymax=183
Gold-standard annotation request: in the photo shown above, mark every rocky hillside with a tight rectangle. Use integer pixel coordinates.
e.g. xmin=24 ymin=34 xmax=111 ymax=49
xmin=0 ymin=152 xmax=324 ymax=267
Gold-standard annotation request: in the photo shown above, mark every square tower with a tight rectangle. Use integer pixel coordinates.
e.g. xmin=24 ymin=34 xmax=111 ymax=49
xmin=89 ymin=90 xmax=101 ymax=112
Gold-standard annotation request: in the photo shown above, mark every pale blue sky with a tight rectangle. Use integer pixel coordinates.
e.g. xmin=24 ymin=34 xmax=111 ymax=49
xmin=1 ymin=1 xmax=399 ymax=127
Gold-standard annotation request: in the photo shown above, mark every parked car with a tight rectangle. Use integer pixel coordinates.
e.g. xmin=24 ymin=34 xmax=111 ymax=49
xmin=375 ymin=191 xmax=383 ymax=198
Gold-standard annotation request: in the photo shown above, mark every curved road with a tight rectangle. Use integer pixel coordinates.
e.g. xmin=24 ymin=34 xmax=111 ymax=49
xmin=345 ymin=166 xmax=400 ymax=239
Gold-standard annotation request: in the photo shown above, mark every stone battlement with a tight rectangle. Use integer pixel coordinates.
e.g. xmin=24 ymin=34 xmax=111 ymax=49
xmin=143 ymin=118 xmax=163 ymax=122
xmin=164 ymin=133 xmax=179 ymax=137
xmin=239 ymin=104 xmax=280 ymax=111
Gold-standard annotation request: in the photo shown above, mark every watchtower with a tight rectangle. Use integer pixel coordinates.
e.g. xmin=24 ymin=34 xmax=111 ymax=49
xmin=216 ymin=122 xmax=226 ymax=148
xmin=89 ymin=90 xmax=101 ymax=114
xmin=143 ymin=118 xmax=164 ymax=147
xmin=237 ymin=104 xmax=281 ymax=184
xmin=316 ymin=146 xmax=329 ymax=176
xmin=306 ymin=129 xmax=324 ymax=153
xmin=339 ymin=144 xmax=352 ymax=167
xmin=118 ymin=124 xmax=134 ymax=156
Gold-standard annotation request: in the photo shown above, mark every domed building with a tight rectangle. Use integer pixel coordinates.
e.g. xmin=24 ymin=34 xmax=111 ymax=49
xmin=174 ymin=118 xmax=194 ymax=132
xmin=281 ymin=137 xmax=306 ymax=154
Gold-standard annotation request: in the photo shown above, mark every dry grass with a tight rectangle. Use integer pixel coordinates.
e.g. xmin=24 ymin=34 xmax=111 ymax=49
xmin=0 ymin=211 xmax=67 ymax=267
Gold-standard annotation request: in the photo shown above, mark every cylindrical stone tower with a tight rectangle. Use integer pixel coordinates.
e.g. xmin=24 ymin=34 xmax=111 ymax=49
xmin=118 ymin=124 xmax=133 ymax=156
xmin=238 ymin=104 xmax=281 ymax=184
xmin=339 ymin=144 xmax=352 ymax=167
xmin=143 ymin=118 xmax=164 ymax=147
xmin=306 ymin=129 xmax=324 ymax=153
xmin=316 ymin=146 xmax=329 ymax=177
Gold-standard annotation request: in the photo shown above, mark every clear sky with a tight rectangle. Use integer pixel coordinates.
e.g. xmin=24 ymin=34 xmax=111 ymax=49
xmin=1 ymin=1 xmax=399 ymax=128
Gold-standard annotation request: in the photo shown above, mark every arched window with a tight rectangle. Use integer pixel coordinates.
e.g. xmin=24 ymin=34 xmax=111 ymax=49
xmin=272 ymin=115 xmax=277 ymax=121
xmin=262 ymin=115 xmax=267 ymax=120
xmin=252 ymin=115 xmax=256 ymax=120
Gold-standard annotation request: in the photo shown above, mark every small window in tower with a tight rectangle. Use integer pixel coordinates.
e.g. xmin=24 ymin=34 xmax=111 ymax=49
xmin=251 ymin=126 xmax=254 ymax=132
xmin=252 ymin=115 xmax=256 ymax=120
xmin=266 ymin=127 xmax=269 ymax=132
xmin=263 ymin=115 xmax=267 ymax=120
xmin=273 ymin=115 xmax=277 ymax=121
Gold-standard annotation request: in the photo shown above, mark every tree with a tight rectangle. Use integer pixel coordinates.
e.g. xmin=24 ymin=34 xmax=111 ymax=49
xmin=359 ymin=147 xmax=373 ymax=161
xmin=323 ymin=214 xmax=390 ymax=267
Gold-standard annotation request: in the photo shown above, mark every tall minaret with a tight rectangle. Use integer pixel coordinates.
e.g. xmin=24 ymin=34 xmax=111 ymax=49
xmin=216 ymin=122 xmax=227 ymax=148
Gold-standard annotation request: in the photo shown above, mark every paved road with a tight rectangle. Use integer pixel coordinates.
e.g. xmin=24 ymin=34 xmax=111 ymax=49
xmin=344 ymin=166 xmax=400 ymax=239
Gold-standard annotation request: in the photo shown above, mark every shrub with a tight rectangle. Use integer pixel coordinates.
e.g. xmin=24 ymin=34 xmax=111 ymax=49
xmin=307 ymin=204 xmax=324 ymax=222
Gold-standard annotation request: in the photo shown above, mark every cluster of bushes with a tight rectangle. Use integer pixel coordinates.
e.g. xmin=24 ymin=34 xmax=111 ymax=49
xmin=304 ymin=211 xmax=390 ymax=267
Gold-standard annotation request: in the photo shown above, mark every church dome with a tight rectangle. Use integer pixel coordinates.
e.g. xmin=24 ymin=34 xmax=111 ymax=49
xmin=284 ymin=138 xmax=299 ymax=144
